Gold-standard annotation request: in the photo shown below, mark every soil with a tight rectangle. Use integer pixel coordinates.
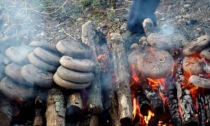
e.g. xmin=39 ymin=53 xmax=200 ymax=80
xmin=0 ymin=0 xmax=209 ymax=46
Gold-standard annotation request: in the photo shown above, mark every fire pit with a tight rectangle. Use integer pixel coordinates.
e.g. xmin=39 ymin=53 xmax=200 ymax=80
xmin=0 ymin=18 xmax=209 ymax=126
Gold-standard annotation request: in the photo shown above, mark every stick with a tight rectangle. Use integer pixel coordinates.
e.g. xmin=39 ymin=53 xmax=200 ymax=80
xmin=81 ymin=21 xmax=103 ymax=114
xmin=45 ymin=88 xmax=65 ymax=126
xmin=109 ymin=33 xmax=132 ymax=125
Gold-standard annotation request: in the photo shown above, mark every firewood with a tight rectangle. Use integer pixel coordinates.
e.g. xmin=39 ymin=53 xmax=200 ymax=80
xmin=0 ymin=95 xmax=12 ymax=126
xmin=202 ymin=60 xmax=210 ymax=73
xmin=21 ymin=64 xmax=54 ymax=87
xmin=189 ymin=75 xmax=210 ymax=88
xmin=33 ymin=96 xmax=44 ymax=126
xmin=109 ymin=33 xmax=132 ymax=125
xmin=109 ymin=91 xmax=120 ymax=126
xmin=53 ymin=72 xmax=90 ymax=90
xmin=81 ymin=21 xmax=103 ymax=114
xmin=136 ymin=47 xmax=174 ymax=78
xmin=45 ymin=88 xmax=66 ymax=126
xmin=179 ymin=90 xmax=198 ymax=125
xmin=5 ymin=63 xmax=28 ymax=85
xmin=136 ymin=89 xmax=152 ymax=116
xmin=28 ymin=52 xmax=57 ymax=72
xmin=56 ymin=39 xmax=92 ymax=59
xmin=33 ymin=47 xmax=60 ymax=67
xmin=66 ymin=91 xmax=83 ymax=122
xmin=165 ymin=77 xmax=182 ymax=126
xmin=29 ymin=41 xmax=58 ymax=54
xmin=5 ymin=45 xmax=32 ymax=65
xmin=182 ymin=35 xmax=210 ymax=56
xmin=56 ymin=66 xmax=94 ymax=83
xmin=141 ymin=79 xmax=164 ymax=117
xmin=182 ymin=56 xmax=203 ymax=75
xmin=200 ymin=47 xmax=210 ymax=60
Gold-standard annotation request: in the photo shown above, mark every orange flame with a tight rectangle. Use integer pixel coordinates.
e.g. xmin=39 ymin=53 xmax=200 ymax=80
xmin=132 ymin=97 xmax=140 ymax=120
xmin=97 ymin=54 xmax=103 ymax=60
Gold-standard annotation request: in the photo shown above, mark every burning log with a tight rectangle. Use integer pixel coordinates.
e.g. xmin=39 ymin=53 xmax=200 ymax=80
xmin=45 ymin=88 xmax=66 ymax=126
xmin=136 ymin=89 xmax=152 ymax=116
xmin=182 ymin=35 xmax=210 ymax=56
xmin=141 ymin=79 xmax=164 ymax=117
xmin=0 ymin=95 xmax=12 ymax=126
xmin=189 ymin=75 xmax=210 ymax=88
xmin=81 ymin=21 xmax=103 ymax=114
xmin=109 ymin=33 xmax=132 ymax=125
xmin=165 ymin=77 xmax=182 ymax=126
xmin=179 ymin=89 xmax=198 ymax=125
xmin=66 ymin=91 xmax=83 ymax=122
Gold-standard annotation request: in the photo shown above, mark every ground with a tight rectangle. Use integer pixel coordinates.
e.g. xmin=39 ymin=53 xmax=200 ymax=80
xmin=0 ymin=0 xmax=209 ymax=47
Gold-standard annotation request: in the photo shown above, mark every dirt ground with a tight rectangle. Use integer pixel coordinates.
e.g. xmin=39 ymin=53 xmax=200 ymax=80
xmin=0 ymin=0 xmax=209 ymax=46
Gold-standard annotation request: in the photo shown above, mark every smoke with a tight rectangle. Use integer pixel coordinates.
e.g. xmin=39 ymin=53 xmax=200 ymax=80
xmin=159 ymin=22 xmax=175 ymax=36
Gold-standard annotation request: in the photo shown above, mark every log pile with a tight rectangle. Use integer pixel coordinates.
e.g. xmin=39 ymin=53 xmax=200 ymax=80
xmin=0 ymin=18 xmax=209 ymax=126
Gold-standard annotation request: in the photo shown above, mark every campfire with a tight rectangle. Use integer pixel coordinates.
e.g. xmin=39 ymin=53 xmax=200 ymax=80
xmin=0 ymin=19 xmax=210 ymax=126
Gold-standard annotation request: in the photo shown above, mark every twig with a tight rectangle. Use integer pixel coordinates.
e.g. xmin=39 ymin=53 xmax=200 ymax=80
xmin=61 ymin=28 xmax=78 ymax=41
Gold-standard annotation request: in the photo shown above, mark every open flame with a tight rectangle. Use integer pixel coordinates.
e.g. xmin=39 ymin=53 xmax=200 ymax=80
xmin=144 ymin=110 xmax=154 ymax=124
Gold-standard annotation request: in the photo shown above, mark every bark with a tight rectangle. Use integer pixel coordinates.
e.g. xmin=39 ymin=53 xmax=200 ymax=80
xmin=82 ymin=21 xmax=103 ymax=114
xmin=109 ymin=33 xmax=132 ymax=125
xmin=45 ymin=88 xmax=66 ymax=126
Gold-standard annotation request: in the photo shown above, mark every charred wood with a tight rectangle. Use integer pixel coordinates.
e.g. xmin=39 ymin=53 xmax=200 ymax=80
xmin=141 ymin=79 xmax=164 ymax=118
xmin=45 ymin=88 xmax=65 ymax=126
xmin=205 ymin=94 xmax=210 ymax=125
xmin=109 ymin=33 xmax=132 ymax=125
xmin=197 ymin=94 xmax=206 ymax=126
xmin=82 ymin=21 xmax=103 ymax=114
xmin=179 ymin=90 xmax=198 ymax=126
xmin=66 ymin=91 xmax=83 ymax=122
xmin=136 ymin=89 xmax=151 ymax=116
xmin=165 ymin=77 xmax=182 ymax=126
